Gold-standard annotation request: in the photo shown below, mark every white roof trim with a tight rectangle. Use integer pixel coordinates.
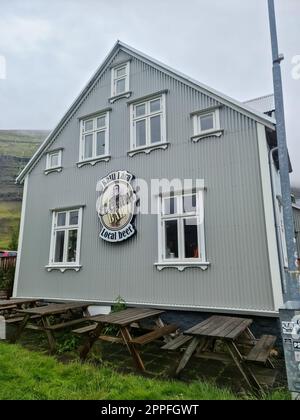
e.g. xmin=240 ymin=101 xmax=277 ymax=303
xmin=16 ymin=40 xmax=276 ymax=183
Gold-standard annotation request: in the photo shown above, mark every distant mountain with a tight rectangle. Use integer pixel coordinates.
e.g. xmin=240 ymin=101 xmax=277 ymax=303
xmin=0 ymin=129 xmax=49 ymax=248
xmin=0 ymin=129 xmax=49 ymax=201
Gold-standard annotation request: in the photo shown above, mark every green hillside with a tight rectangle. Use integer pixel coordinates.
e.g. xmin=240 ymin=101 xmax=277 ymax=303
xmin=0 ymin=130 xmax=48 ymax=158
xmin=0 ymin=129 xmax=49 ymax=249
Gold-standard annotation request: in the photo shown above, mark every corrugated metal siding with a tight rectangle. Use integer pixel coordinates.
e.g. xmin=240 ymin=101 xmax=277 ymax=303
xmin=16 ymin=50 xmax=275 ymax=313
xmin=294 ymin=207 xmax=300 ymax=257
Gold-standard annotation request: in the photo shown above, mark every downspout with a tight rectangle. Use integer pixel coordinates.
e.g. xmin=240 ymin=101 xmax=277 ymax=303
xmin=269 ymin=146 xmax=286 ymax=294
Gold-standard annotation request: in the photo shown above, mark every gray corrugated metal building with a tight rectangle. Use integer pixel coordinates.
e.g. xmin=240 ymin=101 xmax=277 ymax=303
xmin=14 ymin=41 xmax=293 ymax=318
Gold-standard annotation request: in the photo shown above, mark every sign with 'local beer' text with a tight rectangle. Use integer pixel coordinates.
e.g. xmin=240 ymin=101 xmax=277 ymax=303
xmin=96 ymin=170 xmax=137 ymax=242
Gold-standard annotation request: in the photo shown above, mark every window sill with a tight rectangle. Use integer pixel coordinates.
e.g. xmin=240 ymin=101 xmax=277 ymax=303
xmin=45 ymin=265 xmax=82 ymax=273
xmin=44 ymin=167 xmax=63 ymax=175
xmin=191 ymin=129 xmax=224 ymax=142
xmin=155 ymin=262 xmax=211 ymax=272
xmin=77 ymin=155 xmax=111 ymax=168
xmin=109 ymin=91 xmax=132 ymax=104
xmin=128 ymin=142 xmax=169 ymax=157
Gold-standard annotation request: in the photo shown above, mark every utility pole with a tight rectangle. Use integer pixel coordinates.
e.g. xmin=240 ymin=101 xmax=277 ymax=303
xmin=268 ymin=0 xmax=300 ymax=399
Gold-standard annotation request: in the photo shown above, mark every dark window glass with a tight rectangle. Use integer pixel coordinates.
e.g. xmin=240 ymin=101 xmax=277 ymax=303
xmin=67 ymin=230 xmax=78 ymax=262
xmin=150 ymin=115 xmax=161 ymax=143
xmin=69 ymin=211 xmax=79 ymax=226
xmin=184 ymin=218 xmax=199 ymax=259
xmin=136 ymin=119 xmax=146 ymax=146
xmin=165 ymin=220 xmax=178 ymax=259
xmin=183 ymin=194 xmax=197 ymax=213
xmin=54 ymin=231 xmax=65 ymax=262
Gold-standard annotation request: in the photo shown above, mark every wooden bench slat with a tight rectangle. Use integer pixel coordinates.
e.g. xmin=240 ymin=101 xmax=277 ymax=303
xmin=245 ymin=335 xmax=276 ymax=363
xmin=99 ymin=335 xmax=123 ymax=344
xmin=44 ymin=318 xmax=89 ymax=331
xmin=73 ymin=324 xmax=98 ymax=334
xmin=162 ymin=334 xmax=193 ymax=350
xmin=130 ymin=324 xmax=177 ymax=346
xmin=5 ymin=314 xmax=41 ymax=324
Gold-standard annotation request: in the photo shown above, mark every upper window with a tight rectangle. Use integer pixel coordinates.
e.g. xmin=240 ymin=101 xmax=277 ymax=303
xmin=111 ymin=62 xmax=130 ymax=97
xmin=192 ymin=108 xmax=221 ymax=140
xmin=79 ymin=112 xmax=109 ymax=162
xmin=130 ymin=94 xmax=166 ymax=150
xmin=157 ymin=191 xmax=207 ymax=269
xmin=45 ymin=150 xmax=62 ymax=173
xmin=48 ymin=208 xmax=83 ymax=269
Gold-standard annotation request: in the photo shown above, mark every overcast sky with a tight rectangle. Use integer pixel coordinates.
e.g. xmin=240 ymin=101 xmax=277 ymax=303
xmin=0 ymin=0 xmax=299 ymax=187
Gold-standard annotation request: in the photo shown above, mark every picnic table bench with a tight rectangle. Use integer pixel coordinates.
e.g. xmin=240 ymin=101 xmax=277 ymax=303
xmin=165 ymin=315 xmax=276 ymax=391
xmin=75 ymin=307 xmax=178 ymax=371
xmin=11 ymin=302 xmax=91 ymax=352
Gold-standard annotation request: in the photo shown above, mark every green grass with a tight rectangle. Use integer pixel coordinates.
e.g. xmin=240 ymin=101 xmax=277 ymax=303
xmin=0 ymin=201 xmax=21 ymax=249
xmin=0 ymin=343 xmax=290 ymax=400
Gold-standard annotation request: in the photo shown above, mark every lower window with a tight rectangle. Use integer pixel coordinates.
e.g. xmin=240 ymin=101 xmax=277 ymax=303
xmin=49 ymin=208 xmax=83 ymax=268
xmin=158 ymin=191 xmax=206 ymax=265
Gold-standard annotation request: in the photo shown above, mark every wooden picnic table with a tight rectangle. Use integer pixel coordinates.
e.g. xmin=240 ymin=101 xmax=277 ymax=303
xmin=77 ymin=307 xmax=177 ymax=371
xmin=174 ymin=315 xmax=275 ymax=391
xmin=0 ymin=298 xmax=39 ymax=310
xmin=12 ymin=302 xmax=91 ymax=352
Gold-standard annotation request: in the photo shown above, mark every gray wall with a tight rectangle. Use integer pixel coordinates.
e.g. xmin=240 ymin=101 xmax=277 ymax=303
xmin=294 ymin=207 xmax=300 ymax=257
xmin=16 ymin=49 xmax=275 ymax=314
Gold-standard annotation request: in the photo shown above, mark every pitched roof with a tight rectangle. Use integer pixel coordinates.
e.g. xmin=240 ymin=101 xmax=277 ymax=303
xmin=244 ymin=94 xmax=275 ymax=115
xmin=16 ymin=40 xmax=276 ymax=183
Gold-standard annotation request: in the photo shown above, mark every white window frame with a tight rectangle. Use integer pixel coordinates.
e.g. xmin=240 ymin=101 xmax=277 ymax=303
xmin=130 ymin=94 xmax=167 ymax=152
xmin=192 ymin=108 xmax=222 ymax=140
xmin=156 ymin=190 xmax=209 ymax=271
xmin=79 ymin=112 xmax=110 ymax=163
xmin=45 ymin=150 xmax=62 ymax=172
xmin=111 ymin=62 xmax=130 ymax=97
xmin=47 ymin=207 xmax=83 ymax=272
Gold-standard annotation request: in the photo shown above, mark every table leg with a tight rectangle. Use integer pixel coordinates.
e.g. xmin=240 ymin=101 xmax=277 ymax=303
xmin=175 ymin=337 xmax=203 ymax=376
xmin=225 ymin=341 xmax=262 ymax=392
xmin=11 ymin=313 xmax=30 ymax=343
xmin=80 ymin=323 xmax=104 ymax=361
xmin=120 ymin=327 xmax=145 ymax=372
xmin=42 ymin=316 xmax=57 ymax=354
xmin=155 ymin=316 xmax=173 ymax=343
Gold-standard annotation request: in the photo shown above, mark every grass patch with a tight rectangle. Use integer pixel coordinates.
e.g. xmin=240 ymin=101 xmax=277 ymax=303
xmin=0 ymin=130 xmax=48 ymax=158
xmin=0 ymin=201 xmax=21 ymax=249
xmin=0 ymin=343 xmax=290 ymax=400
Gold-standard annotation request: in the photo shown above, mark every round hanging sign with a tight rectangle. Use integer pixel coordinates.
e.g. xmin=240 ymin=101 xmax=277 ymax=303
xmin=96 ymin=170 xmax=137 ymax=242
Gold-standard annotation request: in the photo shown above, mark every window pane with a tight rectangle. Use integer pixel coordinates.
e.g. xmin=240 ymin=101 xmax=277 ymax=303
xmin=97 ymin=116 xmax=106 ymax=128
xmin=96 ymin=131 xmax=105 ymax=156
xmin=50 ymin=153 xmax=59 ymax=168
xmin=184 ymin=218 xmax=199 ymax=259
xmin=67 ymin=229 xmax=78 ymax=262
xmin=200 ymin=114 xmax=214 ymax=131
xmin=135 ymin=103 xmax=146 ymax=117
xmin=84 ymin=120 xmax=93 ymax=131
xmin=165 ymin=220 xmax=179 ymax=259
xmin=57 ymin=212 xmax=66 ymax=227
xmin=116 ymin=67 xmax=126 ymax=78
xmin=150 ymin=115 xmax=161 ymax=143
xmin=84 ymin=134 xmax=93 ymax=159
xmin=183 ymin=194 xmax=197 ymax=213
xmin=150 ymin=99 xmax=161 ymax=113
xmin=136 ymin=119 xmax=146 ymax=147
xmin=116 ymin=78 xmax=125 ymax=94
xmin=164 ymin=197 xmax=177 ymax=215
xmin=54 ymin=231 xmax=65 ymax=263
xmin=69 ymin=211 xmax=79 ymax=226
